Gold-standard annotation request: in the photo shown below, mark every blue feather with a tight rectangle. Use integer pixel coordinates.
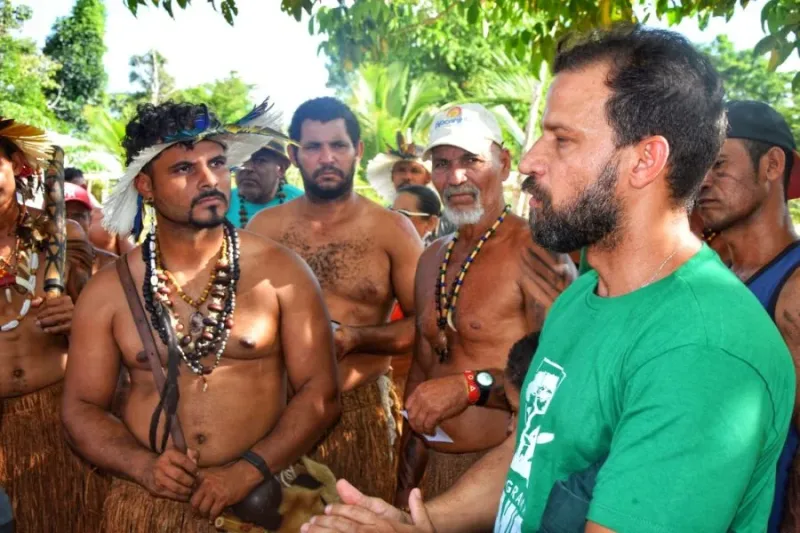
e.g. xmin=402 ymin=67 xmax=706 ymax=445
xmin=132 ymin=195 xmax=144 ymax=239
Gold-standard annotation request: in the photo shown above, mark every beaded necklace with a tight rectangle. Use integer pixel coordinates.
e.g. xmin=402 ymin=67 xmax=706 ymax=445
xmin=434 ymin=205 xmax=511 ymax=362
xmin=238 ymin=179 xmax=286 ymax=227
xmin=1 ymin=197 xmax=41 ymax=332
xmin=156 ymin=236 xmax=226 ymax=310
xmin=142 ymin=220 xmax=240 ymax=387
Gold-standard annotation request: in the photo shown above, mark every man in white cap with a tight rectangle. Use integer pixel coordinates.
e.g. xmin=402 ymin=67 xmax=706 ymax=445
xmin=396 ymin=103 xmax=575 ymax=508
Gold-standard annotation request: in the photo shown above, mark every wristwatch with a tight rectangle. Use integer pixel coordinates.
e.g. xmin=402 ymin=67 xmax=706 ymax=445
xmin=475 ymin=371 xmax=494 ymax=406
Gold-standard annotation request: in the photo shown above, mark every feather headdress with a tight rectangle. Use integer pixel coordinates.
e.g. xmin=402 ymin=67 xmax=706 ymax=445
xmin=102 ymin=98 xmax=291 ymax=236
xmin=0 ymin=118 xmax=52 ymax=170
xmin=365 ymin=130 xmax=430 ymax=203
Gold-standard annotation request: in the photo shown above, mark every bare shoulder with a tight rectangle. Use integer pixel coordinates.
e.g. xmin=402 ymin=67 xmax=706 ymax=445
xmin=66 ymin=218 xmax=87 ymax=240
xmin=359 ymin=196 xmax=421 ymax=248
xmin=75 ymin=250 xmax=127 ymax=313
xmin=236 ymin=230 xmax=317 ymax=288
xmin=245 ymin=201 xmax=295 ymax=239
xmin=776 ymin=265 xmax=800 ymax=347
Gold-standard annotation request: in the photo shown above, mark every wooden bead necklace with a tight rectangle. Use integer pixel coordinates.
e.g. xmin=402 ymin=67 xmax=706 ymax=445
xmin=143 ymin=219 xmax=240 ymax=386
xmin=435 ymin=205 xmax=511 ymax=362
xmin=156 ymin=236 xmax=227 ymax=309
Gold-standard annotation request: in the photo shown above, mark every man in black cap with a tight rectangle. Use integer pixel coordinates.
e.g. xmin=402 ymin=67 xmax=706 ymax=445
xmin=228 ymin=139 xmax=304 ymax=227
xmin=698 ymin=99 xmax=800 ymax=533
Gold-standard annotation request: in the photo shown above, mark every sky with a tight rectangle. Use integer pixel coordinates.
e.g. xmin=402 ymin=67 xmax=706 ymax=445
xmin=15 ymin=0 xmax=800 ymax=123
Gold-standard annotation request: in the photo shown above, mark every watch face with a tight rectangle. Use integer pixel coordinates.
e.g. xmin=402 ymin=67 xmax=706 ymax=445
xmin=476 ymin=371 xmax=494 ymax=387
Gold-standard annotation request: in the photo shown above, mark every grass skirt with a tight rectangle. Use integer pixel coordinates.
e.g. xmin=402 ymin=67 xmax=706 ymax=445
xmin=419 ymin=447 xmax=487 ymax=501
xmin=310 ymin=375 xmax=400 ymax=502
xmin=0 ymin=381 xmax=108 ymax=533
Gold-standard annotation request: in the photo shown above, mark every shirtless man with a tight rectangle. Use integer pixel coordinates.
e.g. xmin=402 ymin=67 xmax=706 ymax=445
xmin=697 ymin=100 xmax=800 ymax=533
xmin=0 ymin=119 xmax=103 ymax=532
xmin=395 ymin=104 xmax=575 ymax=508
xmin=65 ymin=181 xmax=118 ymax=273
xmin=61 ymin=101 xmax=341 ymax=532
xmin=247 ymin=97 xmax=423 ymax=503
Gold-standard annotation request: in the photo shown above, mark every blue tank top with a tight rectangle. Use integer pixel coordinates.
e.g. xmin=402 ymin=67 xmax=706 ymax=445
xmin=746 ymin=240 xmax=800 ymax=533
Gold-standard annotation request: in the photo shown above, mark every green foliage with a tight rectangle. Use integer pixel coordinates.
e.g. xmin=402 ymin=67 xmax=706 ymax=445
xmin=173 ymin=71 xmax=254 ymax=124
xmin=43 ymin=0 xmax=107 ymax=127
xmin=790 ymin=200 xmax=800 ymax=226
xmin=0 ymin=0 xmax=60 ymax=129
xmin=83 ymin=104 xmax=128 ymax=164
xmin=702 ymin=35 xmax=799 ymax=141
xmin=754 ymin=0 xmax=800 ymax=91
xmin=123 ymin=0 xmax=238 ymax=24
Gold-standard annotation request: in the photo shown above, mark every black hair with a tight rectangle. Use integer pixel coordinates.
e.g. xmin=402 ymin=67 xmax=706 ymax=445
xmin=554 ymin=25 xmax=726 ymax=206
xmin=743 ymin=139 xmax=793 ymax=199
xmin=0 ymin=137 xmax=20 ymax=158
xmin=64 ymin=167 xmax=84 ymax=183
xmin=505 ymin=332 xmax=540 ymax=392
xmin=289 ymin=97 xmax=361 ymax=147
xmin=122 ymin=101 xmax=220 ymax=166
xmin=396 ymin=184 xmax=442 ymax=217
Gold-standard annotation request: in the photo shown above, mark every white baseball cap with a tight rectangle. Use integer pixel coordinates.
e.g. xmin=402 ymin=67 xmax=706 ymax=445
xmin=424 ymin=103 xmax=504 ymax=159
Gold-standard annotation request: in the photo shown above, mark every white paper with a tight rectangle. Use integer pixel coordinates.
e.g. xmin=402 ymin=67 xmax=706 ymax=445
xmin=400 ymin=410 xmax=454 ymax=443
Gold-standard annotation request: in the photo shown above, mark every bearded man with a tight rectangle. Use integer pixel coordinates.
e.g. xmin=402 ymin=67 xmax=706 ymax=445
xmin=247 ymin=97 xmax=423 ymax=502
xmin=303 ymin=25 xmax=795 ymax=533
xmin=61 ymin=101 xmax=341 ymax=532
xmin=0 ymin=118 xmax=104 ymax=532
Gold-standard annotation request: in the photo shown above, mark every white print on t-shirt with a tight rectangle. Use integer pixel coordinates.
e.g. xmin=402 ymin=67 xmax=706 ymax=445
xmin=495 ymin=358 xmax=566 ymax=533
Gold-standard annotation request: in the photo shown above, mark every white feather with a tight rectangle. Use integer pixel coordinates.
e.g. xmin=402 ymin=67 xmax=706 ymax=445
xmin=102 ymin=142 xmax=174 ymax=236
xmin=365 ymin=153 xmax=401 ymax=204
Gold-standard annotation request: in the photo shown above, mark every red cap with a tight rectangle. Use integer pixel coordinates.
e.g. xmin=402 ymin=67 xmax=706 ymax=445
xmin=64 ymin=182 xmax=93 ymax=210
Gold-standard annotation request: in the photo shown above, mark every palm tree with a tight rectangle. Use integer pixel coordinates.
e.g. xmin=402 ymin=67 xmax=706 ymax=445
xmin=346 ymin=62 xmax=449 ymax=168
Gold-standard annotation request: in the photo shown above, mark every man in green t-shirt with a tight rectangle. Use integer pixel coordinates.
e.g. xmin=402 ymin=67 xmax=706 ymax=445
xmin=299 ymin=24 xmax=795 ymax=533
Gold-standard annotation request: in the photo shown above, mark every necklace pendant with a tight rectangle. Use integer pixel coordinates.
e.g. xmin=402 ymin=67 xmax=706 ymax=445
xmin=437 ymin=328 xmax=448 ymax=353
xmin=202 ymin=376 xmax=208 ymax=392
xmin=190 ymin=311 xmax=204 ymax=335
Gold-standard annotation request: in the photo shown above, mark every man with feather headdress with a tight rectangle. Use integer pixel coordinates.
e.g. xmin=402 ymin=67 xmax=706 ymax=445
xmin=61 ymin=100 xmax=342 ymax=532
xmin=0 ymin=118 xmax=104 ymax=532
xmin=365 ymin=131 xmax=432 ymax=203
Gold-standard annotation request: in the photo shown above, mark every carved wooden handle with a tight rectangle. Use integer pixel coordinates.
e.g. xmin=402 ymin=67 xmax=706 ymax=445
xmin=43 ymin=146 xmax=66 ymax=299
xmin=214 ymin=514 xmax=271 ymax=532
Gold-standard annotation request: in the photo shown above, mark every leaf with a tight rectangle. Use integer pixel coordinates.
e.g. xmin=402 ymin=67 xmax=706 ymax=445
xmin=753 ymin=35 xmax=779 ymax=57
xmin=308 ymin=15 xmax=315 ymax=34
xmin=467 ymin=1 xmax=480 ymax=24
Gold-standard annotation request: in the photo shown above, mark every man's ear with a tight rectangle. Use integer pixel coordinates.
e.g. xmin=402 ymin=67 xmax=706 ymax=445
xmin=762 ymin=146 xmax=787 ymax=184
xmin=288 ymin=144 xmax=299 ymax=167
xmin=9 ymin=151 xmax=30 ymax=177
xmin=629 ymin=135 xmax=670 ymax=191
xmin=500 ymin=147 xmax=512 ymax=182
xmin=134 ymin=172 xmax=154 ymax=200
xmin=356 ymin=140 xmax=365 ymax=160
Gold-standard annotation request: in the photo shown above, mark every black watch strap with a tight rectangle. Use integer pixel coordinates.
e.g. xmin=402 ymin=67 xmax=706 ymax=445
xmin=475 ymin=371 xmax=493 ymax=407
xmin=241 ymin=450 xmax=272 ymax=480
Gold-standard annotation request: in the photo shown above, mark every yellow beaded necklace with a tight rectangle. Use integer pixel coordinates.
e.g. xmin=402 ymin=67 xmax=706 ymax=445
xmin=435 ymin=205 xmax=511 ymax=362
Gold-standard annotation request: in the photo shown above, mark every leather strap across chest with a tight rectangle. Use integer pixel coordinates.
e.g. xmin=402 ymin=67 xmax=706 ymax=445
xmin=115 ymin=255 xmax=187 ymax=452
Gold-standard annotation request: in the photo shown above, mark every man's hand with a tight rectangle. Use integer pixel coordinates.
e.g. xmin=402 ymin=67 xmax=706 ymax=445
xmin=406 ymin=374 xmax=470 ymax=436
xmin=33 ymin=295 xmax=74 ymax=335
xmin=333 ymin=325 xmax=357 ymax=360
xmin=519 ymin=247 xmax=577 ymax=312
xmin=301 ymin=481 xmax=433 ymax=533
xmin=190 ymin=460 xmax=259 ymax=521
xmin=138 ymin=447 xmax=198 ymax=501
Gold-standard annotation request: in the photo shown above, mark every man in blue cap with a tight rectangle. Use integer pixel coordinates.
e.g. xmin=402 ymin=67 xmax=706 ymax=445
xmin=698 ymin=99 xmax=800 ymax=533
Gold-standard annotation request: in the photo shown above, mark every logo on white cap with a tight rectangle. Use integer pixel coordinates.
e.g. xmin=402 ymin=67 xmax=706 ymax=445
xmin=425 ymin=103 xmax=504 ymax=158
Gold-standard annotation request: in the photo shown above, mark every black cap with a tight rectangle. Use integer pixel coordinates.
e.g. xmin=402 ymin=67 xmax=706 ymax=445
xmin=726 ymin=100 xmax=800 ymax=199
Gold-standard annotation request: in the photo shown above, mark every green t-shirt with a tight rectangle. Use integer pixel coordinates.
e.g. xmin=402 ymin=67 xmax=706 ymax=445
xmin=226 ymin=183 xmax=304 ymax=228
xmin=495 ymin=245 xmax=795 ymax=533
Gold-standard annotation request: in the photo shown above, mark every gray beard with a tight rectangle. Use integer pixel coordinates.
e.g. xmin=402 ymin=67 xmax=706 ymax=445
xmin=443 ymin=205 xmax=485 ymax=227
